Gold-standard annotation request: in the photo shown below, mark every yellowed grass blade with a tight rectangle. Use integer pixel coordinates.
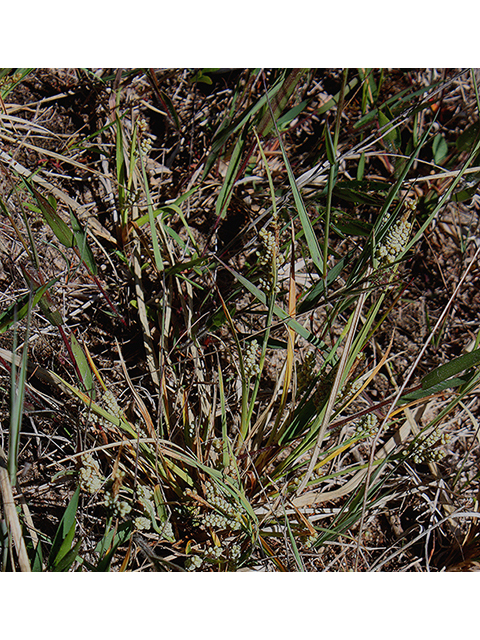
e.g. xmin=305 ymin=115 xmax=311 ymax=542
xmin=278 ymin=224 xmax=297 ymax=416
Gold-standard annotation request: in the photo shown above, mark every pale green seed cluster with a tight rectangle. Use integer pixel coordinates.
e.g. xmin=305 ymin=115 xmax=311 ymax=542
xmin=230 ymin=543 xmax=241 ymax=561
xmin=297 ymin=351 xmax=317 ymax=392
xmin=136 ymin=485 xmax=155 ymax=526
xmin=204 ymin=544 xmax=223 ymax=560
xmin=336 ymin=378 xmax=363 ymax=406
xmin=257 ymin=228 xmax=283 ymax=295
xmin=202 ymin=512 xmax=231 ymax=529
xmin=201 ymin=481 xmax=245 ymax=531
xmin=258 ymin=228 xmax=277 ymax=266
xmin=134 ymin=516 xmax=151 ymax=531
xmin=136 ymin=485 xmax=174 ymax=539
xmin=96 ymin=389 xmax=123 ymax=428
xmin=104 ymin=390 xmax=122 ymax=418
xmin=138 ymin=118 xmax=153 ymax=155
xmin=185 ymin=540 xmax=241 ymax=571
xmin=244 ymin=340 xmax=260 ymax=378
xmin=376 ymin=214 xmax=412 ymax=265
xmin=304 ymin=533 xmax=318 ymax=549
xmin=137 ymin=484 xmax=153 ymax=507
xmin=104 ymin=490 xmax=132 ymax=518
xmin=185 ymin=555 xmax=203 ymax=571
xmin=258 ymin=274 xmax=280 ymax=295
xmin=354 ymin=413 xmax=379 ymax=437
xmin=79 ymin=454 xmax=104 ymax=494
xmin=412 ymin=428 xmax=450 ymax=464
xmin=157 ymin=521 xmax=174 ymax=539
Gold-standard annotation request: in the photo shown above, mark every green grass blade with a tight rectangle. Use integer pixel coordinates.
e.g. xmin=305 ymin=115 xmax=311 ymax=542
xmin=23 ymin=182 xmax=74 ymax=248
xmin=138 ymin=140 xmax=164 ymax=272
xmin=215 ymin=124 xmax=249 ymax=218
xmin=70 ymin=208 xmax=97 ymax=275
xmin=217 ymin=258 xmax=326 ymax=348
xmin=283 ymin=510 xmax=306 ymax=571
xmin=421 ymin=348 xmax=480 ymax=391
xmin=70 ymin=334 xmax=94 ymax=398
xmin=48 ymin=486 xmax=80 ymax=570
xmin=277 ymin=133 xmax=323 ymax=273
xmin=203 ymin=71 xmax=285 ymax=178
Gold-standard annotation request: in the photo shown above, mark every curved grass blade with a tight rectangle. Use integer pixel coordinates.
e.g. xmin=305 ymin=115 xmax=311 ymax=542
xmin=203 ymin=71 xmax=285 ymax=178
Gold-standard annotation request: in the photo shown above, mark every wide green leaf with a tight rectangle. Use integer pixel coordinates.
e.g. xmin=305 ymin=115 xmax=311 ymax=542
xmin=48 ymin=486 xmax=80 ymax=570
xmin=70 ymin=208 xmax=97 ymax=275
xmin=70 ymin=334 xmax=94 ymax=398
xmin=432 ymin=134 xmax=448 ymax=164
xmin=421 ymin=348 xmax=480 ymax=390
xmin=24 ymin=182 xmax=74 ymax=248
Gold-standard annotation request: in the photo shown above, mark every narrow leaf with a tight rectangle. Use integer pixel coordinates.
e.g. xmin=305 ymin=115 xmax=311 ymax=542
xmin=23 ymin=182 xmax=74 ymax=248
xmin=278 ymin=137 xmax=323 ymax=273
xmin=70 ymin=334 xmax=94 ymax=398
xmin=53 ymin=538 xmax=82 ymax=572
xmin=421 ymin=348 xmax=480 ymax=390
xmin=432 ymin=134 xmax=448 ymax=164
xmin=325 ymin=126 xmax=336 ymax=165
xmin=257 ymin=69 xmax=307 ymax=138
xmin=70 ymin=209 xmax=97 ymax=275
xmin=48 ymin=486 xmax=80 ymax=569
xmin=216 ymin=124 xmax=249 ymax=218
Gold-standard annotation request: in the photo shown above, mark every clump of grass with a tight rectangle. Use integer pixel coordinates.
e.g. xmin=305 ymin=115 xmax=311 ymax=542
xmin=1 ymin=68 xmax=480 ymax=571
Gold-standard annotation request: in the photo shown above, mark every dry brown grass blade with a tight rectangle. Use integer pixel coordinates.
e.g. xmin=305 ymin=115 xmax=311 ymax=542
xmin=183 ymin=280 xmax=211 ymax=422
xmin=339 ymin=332 xmax=394 ymax=414
xmin=0 ymin=130 xmax=113 ymax=180
xmin=258 ymin=534 xmax=288 ymax=571
xmin=0 ymin=445 xmax=31 ymax=571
